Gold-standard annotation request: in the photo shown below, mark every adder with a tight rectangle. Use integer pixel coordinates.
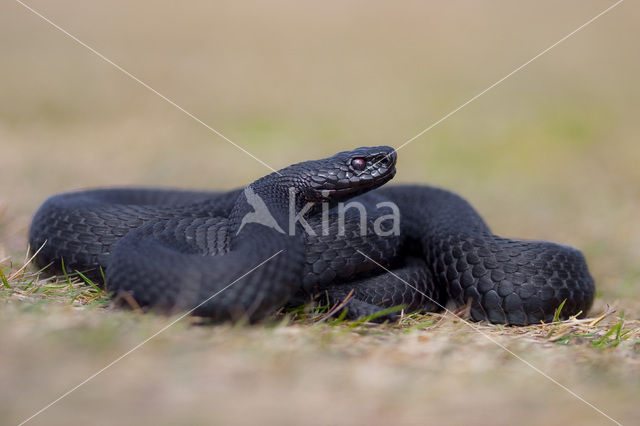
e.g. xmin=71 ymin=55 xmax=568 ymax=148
xmin=29 ymin=146 xmax=595 ymax=324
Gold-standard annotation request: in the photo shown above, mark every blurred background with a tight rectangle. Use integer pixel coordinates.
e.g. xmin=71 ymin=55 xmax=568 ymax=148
xmin=1 ymin=1 xmax=638 ymax=424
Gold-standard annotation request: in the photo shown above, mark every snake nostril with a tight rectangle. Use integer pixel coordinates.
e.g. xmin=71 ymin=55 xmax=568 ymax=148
xmin=379 ymin=155 xmax=391 ymax=167
xmin=385 ymin=151 xmax=396 ymax=165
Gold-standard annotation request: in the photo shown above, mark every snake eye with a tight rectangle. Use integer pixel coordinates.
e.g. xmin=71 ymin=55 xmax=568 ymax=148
xmin=351 ymin=157 xmax=366 ymax=171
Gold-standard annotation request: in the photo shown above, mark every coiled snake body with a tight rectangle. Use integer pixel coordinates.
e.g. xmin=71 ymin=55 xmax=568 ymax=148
xmin=29 ymin=147 xmax=594 ymax=324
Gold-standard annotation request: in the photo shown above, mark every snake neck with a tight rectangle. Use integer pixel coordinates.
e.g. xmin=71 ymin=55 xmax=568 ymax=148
xmin=228 ymin=174 xmax=308 ymax=244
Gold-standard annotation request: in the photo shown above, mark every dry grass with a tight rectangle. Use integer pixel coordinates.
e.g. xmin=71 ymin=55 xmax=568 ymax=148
xmin=1 ymin=1 xmax=639 ymax=425
xmin=1 ymin=244 xmax=639 ymax=425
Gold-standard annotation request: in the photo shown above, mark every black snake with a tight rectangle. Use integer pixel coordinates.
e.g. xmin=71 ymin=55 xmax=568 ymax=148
xmin=29 ymin=146 xmax=595 ymax=324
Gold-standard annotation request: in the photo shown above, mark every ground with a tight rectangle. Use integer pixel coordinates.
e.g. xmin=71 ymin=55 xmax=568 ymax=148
xmin=1 ymin=1 xmax=639 ymax=425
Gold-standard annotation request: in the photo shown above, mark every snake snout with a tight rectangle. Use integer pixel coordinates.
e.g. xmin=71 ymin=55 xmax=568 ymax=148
xmin=355 ymin=146 xmax=396 ymax=179
xmin=369 ymin=148 xmax=397 ymax=186
xmin=371 ymin=150 xmax=396 ymax=179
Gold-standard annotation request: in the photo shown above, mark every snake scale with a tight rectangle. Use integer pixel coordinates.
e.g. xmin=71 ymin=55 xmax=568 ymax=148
xmin=29 ymin=147 xmax=595 ymax=324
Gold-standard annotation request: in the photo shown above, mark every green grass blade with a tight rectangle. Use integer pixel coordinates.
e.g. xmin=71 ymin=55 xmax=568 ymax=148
xmin=553 ymin=299 xmax=567 ymax=322
xmin=348 ymin=305 xmax=404 ymax=328
xmin=0 ymin=269 xmax=11 ymax=289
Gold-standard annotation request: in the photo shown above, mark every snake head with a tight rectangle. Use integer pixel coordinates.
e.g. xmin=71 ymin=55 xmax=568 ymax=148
xmin=291 ymin=146 xmax=397 ymax=202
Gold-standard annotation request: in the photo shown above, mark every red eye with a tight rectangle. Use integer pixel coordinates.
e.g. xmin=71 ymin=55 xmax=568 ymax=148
xmin=351 ymin=157 xmax=366 ymax=171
